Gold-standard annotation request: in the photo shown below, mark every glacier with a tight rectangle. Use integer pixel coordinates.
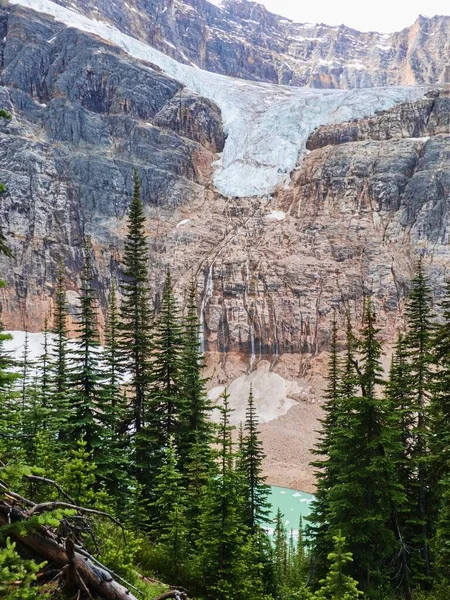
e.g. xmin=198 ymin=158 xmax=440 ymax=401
xmin=9 ymin=0 xmax=427 ymax=198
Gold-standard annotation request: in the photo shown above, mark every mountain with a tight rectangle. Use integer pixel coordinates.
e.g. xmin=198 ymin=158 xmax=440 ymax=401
xmin=1 ymin=0 xmax=450 ymax=489
xmin=30 ymin=0 xmax=450 ymax=88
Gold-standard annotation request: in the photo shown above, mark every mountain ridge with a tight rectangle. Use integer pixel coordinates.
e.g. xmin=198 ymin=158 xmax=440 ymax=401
xmin=33 ymin=0 xmax=450 ymax=88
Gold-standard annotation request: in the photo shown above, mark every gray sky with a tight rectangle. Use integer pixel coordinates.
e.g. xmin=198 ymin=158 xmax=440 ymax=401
xmin=257 ymin=0 xmax=450 ymax=32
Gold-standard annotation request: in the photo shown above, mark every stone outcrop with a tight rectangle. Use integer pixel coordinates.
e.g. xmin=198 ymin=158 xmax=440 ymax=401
xmin=49 ymin=0 xmax=450 ymax=88
xmin=0 ymin=6 xmax=224 ymax=328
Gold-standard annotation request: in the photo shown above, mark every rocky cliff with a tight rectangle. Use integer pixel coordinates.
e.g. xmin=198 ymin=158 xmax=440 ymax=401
xmin=2 ymin=0 xmax=450 ymax=490
xmin=41 ymin=0 xmax=450 ymax=88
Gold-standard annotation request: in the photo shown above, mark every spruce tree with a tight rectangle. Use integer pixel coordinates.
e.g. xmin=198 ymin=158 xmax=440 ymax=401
xmin=119 ymin=170 xmax=152 ymax=435
xmin=49 ymin=262 xmax=71 ymax=442
xmin=196 ymin=390 xmax=251 ymax=600
xmin=69 ymin=242 xmax=105 ymax=455
xmin=325 ymin=299 xmax=401 ymax=589
xmin=138 ymin=268 xmax=184 ymax=499
xmin=403 ymin=258 xmax=434 ymax=586
xmin=178 ymin=281 xmax=214 ymax=490
xmin=314 ymin=533 xmax=363 ymax=600
xmin=241 ymin=384 xmax=270 ymax=532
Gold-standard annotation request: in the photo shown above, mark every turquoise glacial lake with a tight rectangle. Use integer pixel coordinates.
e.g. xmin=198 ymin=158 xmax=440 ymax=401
xmin=266 ymin=486 xmax=314 ymax=534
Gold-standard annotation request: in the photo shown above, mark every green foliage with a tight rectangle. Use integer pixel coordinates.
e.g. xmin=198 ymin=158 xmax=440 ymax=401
xmin=0 ymin=538 xmax=48 ymax=600
xmin=119 ymin=170 xmax=152 ymax=435
xmin=49 ymin=262 xmax=72 ymax=442
xmin=240 ymin=384 xmax=271 ymax=532
xmin=137 ymin=268 xmax=185 ymax=498
xmin=59 ymin=437 xmax=98 ymax=506
xmin=314 ymin=533 xmax=363 ymax=600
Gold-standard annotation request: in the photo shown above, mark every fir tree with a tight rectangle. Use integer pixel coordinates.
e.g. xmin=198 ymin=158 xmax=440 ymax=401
xmin=325 ymin=299 xmax=401 ymax=589
xmin=273 ymin=507 xmax=288 ymax=589
xmin=403 ymin=258 xmax=435 ymax=586
xmin=119 ymin=171 xmax=152 ymax=435
xmin=0 ymin=229 xmax=21 ymax=459
xmin=309 ymin=312 xmax=343 ymax=583
xmin=241 ymin=384 xmax=270 ymax=533
xmin=178 ymin=281 xmax=214 ymax=489
xmin=315 ymin=533 xmax=363 ymax=600
xmin=430 ymin=279 xmax=450 ymax=497
xmin=138 ymin=268 xmax=184 ymax=499
xmin=385 ymin=334 xmax=414 ymax=600
xmin=69 ymin=242 xmax=105 ymax=455
xmin=49 ymin=262 xmax=71 ymax=442
xmin=149 ymin=438 xmax=188 ymax=579
xmin=39 ymin=318 xmax=51 ymax=410
xmin=101 ymin=281 xmax=131 ymax=508
xmin=0 ymin=329 xmax=21 ymax=459
xmin=196 ymin=390 xmax=251 ymax=600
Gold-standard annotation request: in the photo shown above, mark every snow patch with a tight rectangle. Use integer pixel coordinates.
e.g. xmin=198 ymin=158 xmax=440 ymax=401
xmin=9 ymin=0 xmax=427 ymax=198
xmin=176 ymin=218 xmax=191 ymax=228
xmin=265 ymin=210 xmax=286 ymax=221
xmin=208 ymin=361 xmax=305 ymax=424
xmin=4 ymin=331 xmax=53 ymax=362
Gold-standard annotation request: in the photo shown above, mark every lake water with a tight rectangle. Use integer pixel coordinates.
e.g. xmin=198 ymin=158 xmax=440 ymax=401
xmin=266 ymin=486 xmax=314 ymax=534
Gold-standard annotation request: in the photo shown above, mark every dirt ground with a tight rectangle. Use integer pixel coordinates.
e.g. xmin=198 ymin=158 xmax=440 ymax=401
xmin=260 ymin=399 xmax=323 ymax=493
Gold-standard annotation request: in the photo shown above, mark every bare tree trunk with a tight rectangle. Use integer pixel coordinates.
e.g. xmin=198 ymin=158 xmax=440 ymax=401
xmin=0 ymin=504 xmax=138 ymax=600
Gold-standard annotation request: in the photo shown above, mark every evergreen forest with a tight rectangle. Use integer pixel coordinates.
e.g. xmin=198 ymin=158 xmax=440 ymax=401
xmin=2 ymin=174 xmax=450 ymax=600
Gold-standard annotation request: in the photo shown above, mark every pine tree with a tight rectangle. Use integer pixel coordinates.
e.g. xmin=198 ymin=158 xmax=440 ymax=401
xmin=69 ymin=242 xmax=105 ymax=455
xmin=148 ymin=438 xmax=188 ymax=579
xmin=325 ymin=299 xmax=401 ymax=589
xmin=137 ymin=268 xmax=184 ymax=499
xmin=178 ymin=281 xmax=214 ymax=492
xmin=314 ymin=533 xmax=363 ymax=600
xmin=49 ymin=262 xmax=71 ymax=442
xmin=196 ymin=390 xmax=251 ymax=600
xmin=309 ymin=312 xmax=343 ymax=583
xmin=403 ymin=258 xmax=435 ymax=586
xmin=119 ymin=171 xmax=152 ymax=435
xmin=241 ymin=384 xmax=270 ymax=533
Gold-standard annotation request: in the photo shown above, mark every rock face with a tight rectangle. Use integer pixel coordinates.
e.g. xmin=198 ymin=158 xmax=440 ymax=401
xmin=0 ymin=6 xmax=224 ymax=328
xmin=47 ymin=0 xmax=450 ymax=88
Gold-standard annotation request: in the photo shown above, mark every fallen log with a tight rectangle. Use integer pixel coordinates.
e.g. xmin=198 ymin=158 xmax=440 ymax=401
xmin=0 ymin=503 xmax=138 ymax=600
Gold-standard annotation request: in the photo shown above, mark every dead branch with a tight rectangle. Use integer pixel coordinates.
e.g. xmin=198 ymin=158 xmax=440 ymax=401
xmin=0 ymin=482 xmax=36 ymax=507
xmin=27 ymin=501 xmax=125 ymax=539
xmin=25 ymin=475 xmax=76 ymax=504
xmin=0 ymin=502 xmax=138 ymax=600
